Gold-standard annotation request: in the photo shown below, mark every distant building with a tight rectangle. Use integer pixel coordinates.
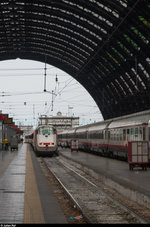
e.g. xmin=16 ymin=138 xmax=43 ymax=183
xmin=39 ymin=112 xmax=79 ymax=132
xmin=19 ymin=125 xmax=33 ymax=136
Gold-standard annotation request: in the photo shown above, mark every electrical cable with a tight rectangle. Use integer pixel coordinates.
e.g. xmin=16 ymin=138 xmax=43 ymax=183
xmin=0 ymin=91 xmax=50 ymax=97
xmin=0 ymin=67 xmax=55 ymax=71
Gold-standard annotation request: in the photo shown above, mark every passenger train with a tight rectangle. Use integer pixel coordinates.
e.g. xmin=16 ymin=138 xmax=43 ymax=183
xmin=25 ymin=124 xmax=59 ymax=157
xmin=58 ymin=110 xmax=150 ymax=161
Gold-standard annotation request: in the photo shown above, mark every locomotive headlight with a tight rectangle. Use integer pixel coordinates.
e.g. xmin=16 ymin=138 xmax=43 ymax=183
xmin=40 ymin=142 xmax=54 ymax=146
xmin=48 ymin=143 xmax=54 ymax=145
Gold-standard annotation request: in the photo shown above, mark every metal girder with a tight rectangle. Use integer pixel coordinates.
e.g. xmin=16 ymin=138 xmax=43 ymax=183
xmin=0 ymin=0 xmax=149 ymax=120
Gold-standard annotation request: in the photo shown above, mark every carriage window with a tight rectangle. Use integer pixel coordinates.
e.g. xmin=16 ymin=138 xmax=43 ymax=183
xmin=139 ymin=127 xmax=143 ymax=140
xmin=114 ymin=130 xmax=117 ymax=140
xmin=139 ymin=127 xmax=142 ymax=135
xmin=135 ymin=128 xmax=138 ymax=137
xmin=112 ymin=130 xmax=115 ymax=140
xmin=110 ymin=131 xmax=112 ymax=140
xmin=120 ymin=130 xmax=123 ymax=140
xmin=58 ymin=134 xmax=62 ymax=139
xmin=110 ymin=130 xmax=113 ymax=140
xmin=105 ymin=130 xmax=107 ymax=139
xmin=81 ymin=132 xmax=85 ymax=139
xmin=117 ymin=130 xmax=119 ymax=141
xmin=38 ymin=127 xmax=54 ymax=135
xmin=108 ymin=131 xmax=110 ymax=140
xmin=123 ymin=129 xmax=126 ymax=140
xmin=99 ymin=131 xmax=104 ymax=139
xmin=143 ymin=127 xmax=146 ymax=141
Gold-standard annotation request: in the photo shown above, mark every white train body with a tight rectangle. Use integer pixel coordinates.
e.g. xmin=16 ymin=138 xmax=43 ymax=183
xmin=25 ymin=125 xmax=58 ymax=156
xmin=58 ymin=110 xmax=150 ymax=160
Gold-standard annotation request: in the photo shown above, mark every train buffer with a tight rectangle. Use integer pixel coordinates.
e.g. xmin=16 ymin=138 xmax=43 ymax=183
xmin=71 ymin=140 xmax=79 ymax=152
xmin=128 ymin=141 xmax=149 ymax=171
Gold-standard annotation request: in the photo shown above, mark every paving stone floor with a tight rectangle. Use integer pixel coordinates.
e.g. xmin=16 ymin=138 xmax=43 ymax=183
xmin=0 ymin=146 xmax=26 ymax=223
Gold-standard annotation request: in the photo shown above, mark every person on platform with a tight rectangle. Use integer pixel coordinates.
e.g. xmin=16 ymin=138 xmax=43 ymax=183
xmin=3 ymin=138 xmax=9 ymax=150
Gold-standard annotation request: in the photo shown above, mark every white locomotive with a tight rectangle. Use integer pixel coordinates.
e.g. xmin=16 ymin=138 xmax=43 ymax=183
xmin=25 ymin=124 xmax=59 ymax=157
xmin=58 ymin=110 xmax=150 ymax=161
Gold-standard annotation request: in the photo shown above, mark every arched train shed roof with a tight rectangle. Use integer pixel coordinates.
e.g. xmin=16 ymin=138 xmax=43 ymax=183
xmin=0 ymin=0 xmax=149 ymax=119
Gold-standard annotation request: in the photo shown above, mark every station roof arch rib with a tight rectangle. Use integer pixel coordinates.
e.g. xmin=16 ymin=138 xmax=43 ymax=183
xmin=0 ymin=0 xmax=149 ymax=120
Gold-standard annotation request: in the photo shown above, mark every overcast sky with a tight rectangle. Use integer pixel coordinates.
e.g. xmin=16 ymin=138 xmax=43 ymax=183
xmin=0 ymin=59 xmax=103 ymax=126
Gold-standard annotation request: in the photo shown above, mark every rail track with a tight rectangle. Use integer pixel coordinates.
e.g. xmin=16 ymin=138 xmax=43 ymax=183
xmin=41 ymin=156 xmax=149 ymax=224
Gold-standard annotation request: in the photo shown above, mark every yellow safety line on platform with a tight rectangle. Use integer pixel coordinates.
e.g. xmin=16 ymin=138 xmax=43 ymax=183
xmin=24 ymin=145 xmax=45 ymax=223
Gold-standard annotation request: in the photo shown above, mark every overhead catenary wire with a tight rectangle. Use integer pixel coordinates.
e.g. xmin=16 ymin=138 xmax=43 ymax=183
xmin=0 ymin=60 xmax=102 ymax=125
xmin=0 ymin=78 xmax=96 ymax=110
xmin=0 ymin=67 xmax=55 ymax=71
xmin=0 ymin=91 xmax=54 ymax=97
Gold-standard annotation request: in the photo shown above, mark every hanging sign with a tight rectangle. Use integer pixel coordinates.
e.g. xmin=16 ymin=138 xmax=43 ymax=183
xmin=9 ymin=123 xmax=14 ymax=126
xmin=4 ymin=118 xmax=13 ymax=124
xmin=0 ymin=114 xmax=8 ymax=121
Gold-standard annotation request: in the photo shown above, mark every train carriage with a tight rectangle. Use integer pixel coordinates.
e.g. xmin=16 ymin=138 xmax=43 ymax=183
xmin=107 ymin=116 xmax=149 ymax=160
xmin=85 ymin=121 xmax=109 ymax=154
xmin=75 ymin=126 xmax=88 ymax=151
xmin=58 ymin=110 xmax=150 ymax=162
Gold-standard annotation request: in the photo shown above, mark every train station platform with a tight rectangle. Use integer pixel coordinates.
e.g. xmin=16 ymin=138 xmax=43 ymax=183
xmin=0 ymin=144 xmax=67 ymax=224
xmin=1 ymin=144 xmax=150 ymax=223
xmin=60 ymin=148 xmax=150 ymax=209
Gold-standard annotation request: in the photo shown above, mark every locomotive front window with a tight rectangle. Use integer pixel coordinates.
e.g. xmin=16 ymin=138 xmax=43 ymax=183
xmin=38 ymin=127 xmax=55 ymax=135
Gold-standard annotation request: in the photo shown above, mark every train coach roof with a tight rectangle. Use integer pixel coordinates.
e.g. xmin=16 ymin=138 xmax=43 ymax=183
xmin=108 ymin=120 xmax=148 ymax=129
xmin=58 ymin=128 xmax=76 ymax=134
xmin=87 ymin=122 xmax=109 ymax=131
xmin=107 ymin=109 xmax=150 ymax=129
xmin=67 ymin=128 xmax=76 ymax=134
xmin=75 ymin=125 xmax=89 ymax=133
xmin=108 ymin=119 xmax=148 ymax=129
xmin=75 ymin=120 xmax=109 ymax=132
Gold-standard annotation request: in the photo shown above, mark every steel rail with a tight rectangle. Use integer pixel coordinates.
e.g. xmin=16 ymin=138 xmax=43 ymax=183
xmin=41 ymin=157 xmax=93 ymax=224
xmin=61 ymin=159 xmax=149 ymax=224
xmin=43 ymin=157 xmax=149 ymax=224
